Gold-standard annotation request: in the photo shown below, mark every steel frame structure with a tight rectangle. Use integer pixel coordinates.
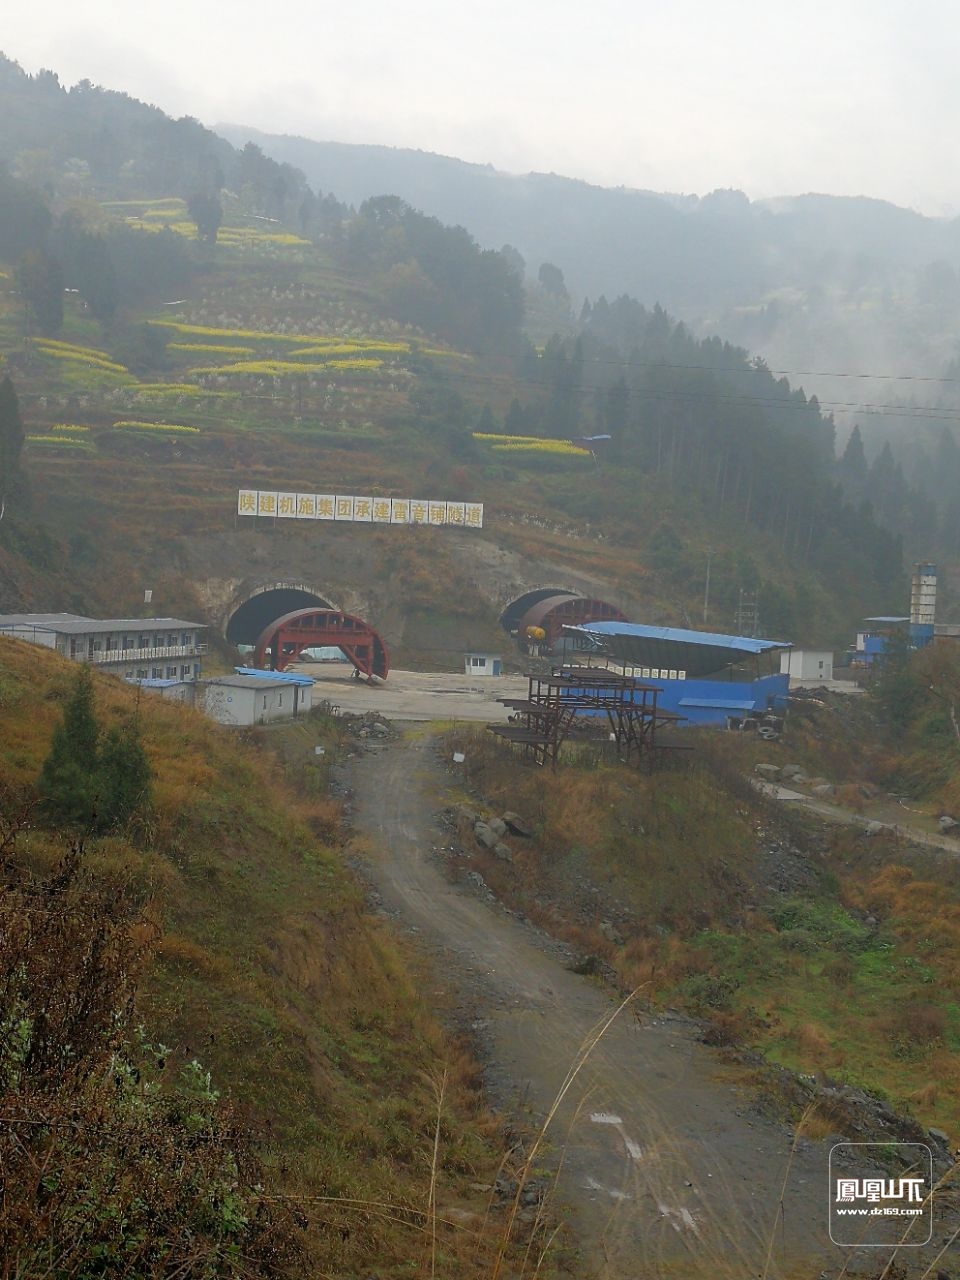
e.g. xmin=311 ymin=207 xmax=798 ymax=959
xmin=488 ymin=665 xmax=682 ymax=768
xmin=253 ymin=607 xmax=389 ymax=680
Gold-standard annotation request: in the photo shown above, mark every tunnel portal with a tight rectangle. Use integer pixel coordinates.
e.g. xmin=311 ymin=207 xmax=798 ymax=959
xmin=226 ymin=586 xmax=335 ymax=646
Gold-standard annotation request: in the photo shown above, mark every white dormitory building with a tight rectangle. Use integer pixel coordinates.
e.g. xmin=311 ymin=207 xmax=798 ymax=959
xmin=0 ymin=613 xmax=207 ymax=681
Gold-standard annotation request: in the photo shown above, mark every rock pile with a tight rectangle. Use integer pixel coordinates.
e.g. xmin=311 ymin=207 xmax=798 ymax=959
xmin=469 ymin=809 xmax=534 ymax=864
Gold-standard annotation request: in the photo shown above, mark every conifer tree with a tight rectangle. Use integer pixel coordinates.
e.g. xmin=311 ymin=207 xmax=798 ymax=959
xmin=38 ymin=669 xmax=152 ymax=832
xmin=98 ymin=723 xmax=151 ymax=829
xmin=838 ymin=423 xmax=868 ymax=495
xmin=38 ymin=668 xmax=100 ymax=828
xmin=0 ymin=375 xmax=24 ymax=518
xmin=16 ymin=249 xmax=64 ymax=335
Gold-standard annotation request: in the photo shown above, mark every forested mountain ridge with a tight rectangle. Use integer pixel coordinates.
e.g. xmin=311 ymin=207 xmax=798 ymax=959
xmin=217 ymin=126 xmax=960 ymax=440
xmin=216 ymin=123 xmax=960 ymax=320
xmin=0 ymin=52 xmax=914 ymax=642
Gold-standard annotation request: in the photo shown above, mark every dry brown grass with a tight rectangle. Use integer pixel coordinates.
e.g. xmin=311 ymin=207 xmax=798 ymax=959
xmin=0 ymin=640 xmax=534 ymax=1277
xmin=794 ymin=1021 xmax=832 ymax=1063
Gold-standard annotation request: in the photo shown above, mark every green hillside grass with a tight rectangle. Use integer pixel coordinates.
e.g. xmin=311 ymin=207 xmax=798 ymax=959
xmin=442 ymin=726 xmax=960 ymax=1140
xmin=0 ymin=638 xmax=532 ymax=1277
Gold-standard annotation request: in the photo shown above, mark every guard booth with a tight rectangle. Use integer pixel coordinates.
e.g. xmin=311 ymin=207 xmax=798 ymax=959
xmin=464 ymin=652 xmax=502 ymax=677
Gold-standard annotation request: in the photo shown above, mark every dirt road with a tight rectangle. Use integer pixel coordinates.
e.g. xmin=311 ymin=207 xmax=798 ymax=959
xmin=348 ymin=732 xmax=843 ymax=1279
xmin=761 ymin=780 xmax=960 ymax=855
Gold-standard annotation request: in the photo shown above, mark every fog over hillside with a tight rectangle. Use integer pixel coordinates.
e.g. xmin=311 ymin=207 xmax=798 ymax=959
xmin=218 ymin=124 xmax=960 ymax=438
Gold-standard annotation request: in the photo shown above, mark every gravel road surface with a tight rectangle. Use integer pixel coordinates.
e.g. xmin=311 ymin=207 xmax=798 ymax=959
xmin=347 ymin=732 xmax=845 ymax=1279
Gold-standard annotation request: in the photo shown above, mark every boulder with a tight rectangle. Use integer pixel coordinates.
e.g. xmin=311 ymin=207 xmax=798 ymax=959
xmin=779 ymin=763 xmax=803 ymax=779
xmin=599 ymin=920 xmax=625 ymax=947
xmin=502 ymin=811 xmax=534 ymax=837
xmin=754 ymin=764 xmax=781 ymax=779
xmin=938 ymin=815 xmax=959 ymax=834
xmin=493 ymin=842 xmax=513 ymax=863
xmin=473 ymin=822 xmax=500 ymax=849
xmin=812 ymin=783 xmax=835 ymax=798
xmin=488 ymin=817 xmax=508 ymax=838
xmin=863 ymin=821 xmax=885 ymax=836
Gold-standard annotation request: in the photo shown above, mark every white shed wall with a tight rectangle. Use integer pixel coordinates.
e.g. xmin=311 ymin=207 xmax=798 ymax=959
xmin=780 ymin=650 xmax=834 ymax=681
xmin=201 ymin=682 xmax=301 ymax=726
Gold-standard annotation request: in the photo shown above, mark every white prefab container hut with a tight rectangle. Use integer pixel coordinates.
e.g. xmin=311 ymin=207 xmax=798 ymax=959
xmin=199 ymin=672 xmax=312 ymax=726
xmin=779 ymin=649 xmax=834 ymax=682
xmin=233 ymin=667 xmax=314 ymax=714
xmin=463 ymin=652 xmax=503 ymax=677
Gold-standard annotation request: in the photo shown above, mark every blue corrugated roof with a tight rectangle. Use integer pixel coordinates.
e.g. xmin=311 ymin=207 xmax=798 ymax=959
xmin=234 ymin=666 xmax=315 ymax=686
xmin=565 ymin=621 xmax=791 ymax=678
xmin=570 ymin=621 xmax=791 ymax=653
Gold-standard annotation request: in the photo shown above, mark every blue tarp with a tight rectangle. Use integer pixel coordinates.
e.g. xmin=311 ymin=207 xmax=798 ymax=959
xmin=234 ymin=666 xmax=315 ymax=686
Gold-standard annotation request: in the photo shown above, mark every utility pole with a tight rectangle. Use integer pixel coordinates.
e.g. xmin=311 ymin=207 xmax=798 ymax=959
xmin=703 ymin=547 xmax=713 ymax=624
xmin=734 ymin=589 xmax=761 ymax=637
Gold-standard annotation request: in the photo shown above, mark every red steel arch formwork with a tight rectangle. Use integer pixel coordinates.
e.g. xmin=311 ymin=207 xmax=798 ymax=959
xmin=253 ymin=608 xmax=390 ymax=681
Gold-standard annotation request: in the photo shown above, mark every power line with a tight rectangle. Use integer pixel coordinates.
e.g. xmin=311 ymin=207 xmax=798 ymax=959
xmin=552 ymin=350 xmax=960 ymax=387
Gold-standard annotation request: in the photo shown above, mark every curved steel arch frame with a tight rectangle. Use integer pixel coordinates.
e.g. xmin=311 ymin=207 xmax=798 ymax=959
xmin=253 ymin=608 xmax=390 ymax=681
xmin=519 ymin=596 xmax=629 ymax=647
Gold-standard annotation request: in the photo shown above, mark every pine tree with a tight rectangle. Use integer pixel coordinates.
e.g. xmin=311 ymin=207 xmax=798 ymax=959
xmin=38 ymin=671 xmax=152 ymax=832
xmin=476 ymin=403 xmax=497 ymax=434
xmin=838 ymin=423 xmax=868 ymax=495
xmin=0 ymin=375 xmax=24 ymax=516
xmin=38 ymin=668 xmax=101 ymax=828
xmin=98 ymin=723 xmax=151 ymax=830
xmin=504 ymin=397 xmax=526 ymax=434
xmin=16 ymin=249 xmax=64 ymax=335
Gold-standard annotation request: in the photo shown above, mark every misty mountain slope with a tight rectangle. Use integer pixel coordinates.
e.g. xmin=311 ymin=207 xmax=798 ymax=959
xmin=217 ymin=124 xmax=960 ymax=399
xmin=0 ymin=56 xmax=920 ymax=638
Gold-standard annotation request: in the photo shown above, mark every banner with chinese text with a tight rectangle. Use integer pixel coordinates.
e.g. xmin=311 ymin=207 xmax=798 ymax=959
xmin=238 ymin=490 xmax=483 ymax=529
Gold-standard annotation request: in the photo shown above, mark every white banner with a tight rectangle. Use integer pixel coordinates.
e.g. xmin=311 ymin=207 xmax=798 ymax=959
xmin=239 ymin=490 xmax=483 ymax=528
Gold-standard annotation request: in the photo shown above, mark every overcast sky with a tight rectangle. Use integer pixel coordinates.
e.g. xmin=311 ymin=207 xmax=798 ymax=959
xmin=4 ymin=1 xmax=959 ymax=214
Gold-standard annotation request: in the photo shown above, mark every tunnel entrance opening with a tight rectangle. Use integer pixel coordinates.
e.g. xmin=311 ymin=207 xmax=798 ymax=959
xmin=500 ymin=588 xmax=629 ymax=654
xmin=499 ymin=587 xmax=577 ymax=636
xmin=226 ymin=587 xmax=335 ymax=647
